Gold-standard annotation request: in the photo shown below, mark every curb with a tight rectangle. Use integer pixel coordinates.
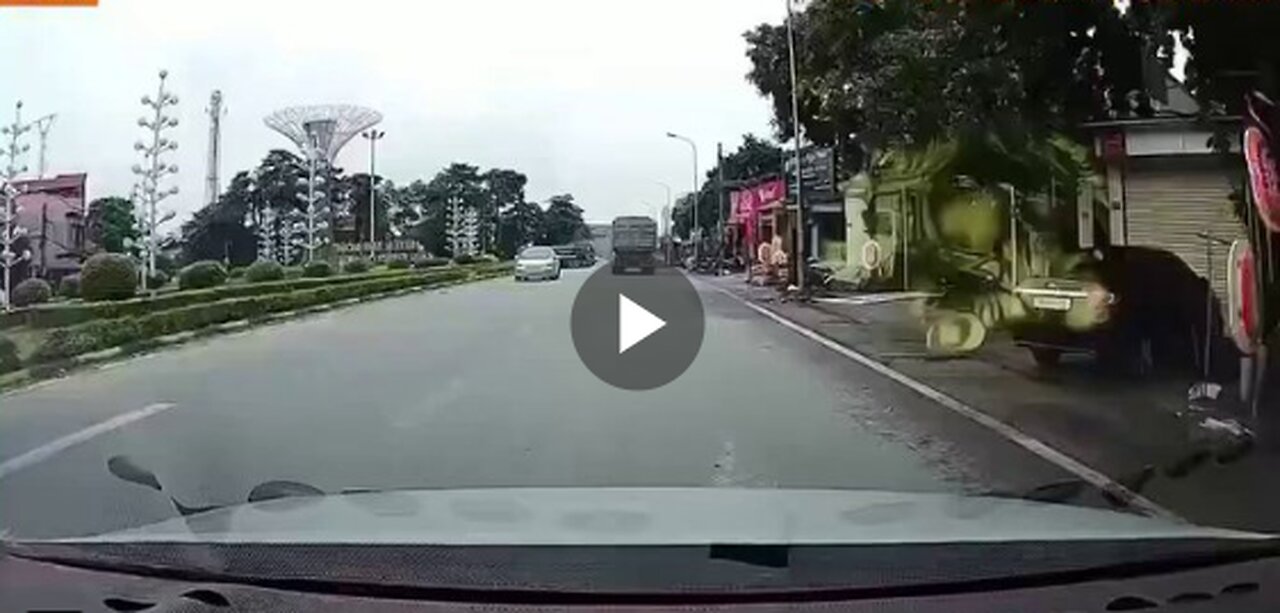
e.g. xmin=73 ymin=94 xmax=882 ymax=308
xmin=0 ymin=270 xmax=511 ymax=396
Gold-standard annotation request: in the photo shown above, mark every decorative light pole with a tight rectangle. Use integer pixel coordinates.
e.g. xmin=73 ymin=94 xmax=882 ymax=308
xmin=361 ymin=129 xmax=386 ymax=258
xmin=2 ymin=101 xmax=33 ymax=311
xmin=133 ymin=70 xmax=180 ymax=290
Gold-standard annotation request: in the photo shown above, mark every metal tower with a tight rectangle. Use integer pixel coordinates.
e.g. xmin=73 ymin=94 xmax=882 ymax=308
xmin=204 ymin=91 xmax=225 ymax=207
xmin=33 ymin=114 xmax=54 ymax=179
xmin=264 ymin=105 xmax=382 ymax=261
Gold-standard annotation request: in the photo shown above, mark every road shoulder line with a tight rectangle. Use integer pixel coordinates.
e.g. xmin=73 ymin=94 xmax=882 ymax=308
xmin=703 ymin=282 xmax=1179 ymax=521
xmin=0 ymin=403 xmax=176 ymax=480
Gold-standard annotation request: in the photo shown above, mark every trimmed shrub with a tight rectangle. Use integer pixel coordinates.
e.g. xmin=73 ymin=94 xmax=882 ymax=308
xmin=452 ymin=253 xmax=479 ymax=265
xmin=387 ymin=259 xmax=411 ymax=270
xmin=228 ymin=267 xmax=246 ymax=279
xmin=0 ymin=335 xmax=20 ymax=374
xmin=245 ymin=260 xmax=286 ymax=283
xmin=81 ymin=253 xmax=138 ymax=302
xmin=30 ymin=268 xmax=473 ymax=363
xmin=343 ymin=258 xmax=372 ymax=274
xmin=57 ymin=274 xmax=81 ymax=298
xmin=303 ymin=261 xmax=333 ymax=278
xmin=283 ymin=266 xmax=304 ymax=279
xmin=414 ymin=257 xmax=451 ymax=269
xmin=178 ymin=260 xmax=228 ymax=291
xmin=12 ymin=278 xmax=53 ymax=307
xmin=146 ymin=270 xmax=170 ymax=290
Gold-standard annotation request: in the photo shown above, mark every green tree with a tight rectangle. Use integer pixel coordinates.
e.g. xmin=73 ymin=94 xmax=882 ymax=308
xmin=179 ymin=171 xmax=257 ymax=265
xmin=540 ymin=194 xmax=588 ymax=245
xmin=85 ymin=196 xmax=140 ymax=254
xmin=498 ymin=201 xmax=544 ymax=258
xmin=412 ymin=163 xmax=486 ymax=256
xmin=346 ymin=173 xmax=392 ymax=242
xmin=671 ymin=134 xmax=786 ymax=238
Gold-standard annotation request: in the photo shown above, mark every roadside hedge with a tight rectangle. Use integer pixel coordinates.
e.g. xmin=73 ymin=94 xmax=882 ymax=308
xmin=303 ymin=262 xmax=333 ymax=278
xmin=30 ymin=268 xmax=476 ymax=364
xmin=245 ymin=260 xmax=285 ymax=283
xmin=0 ymin=336 xmax=19 ymax=374
xmin=14 ymin=269 xmax=420 ymax=330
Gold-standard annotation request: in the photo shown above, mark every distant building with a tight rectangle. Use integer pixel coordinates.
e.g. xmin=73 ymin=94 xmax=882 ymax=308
xmin=12 ymin=173 xmax=88 ymax=282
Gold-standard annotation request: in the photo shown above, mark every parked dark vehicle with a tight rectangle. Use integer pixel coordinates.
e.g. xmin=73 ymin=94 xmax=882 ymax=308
xmin=1011 ymin=247 xmax=1223 ymax=375
xmin=611 ymin=216 xmax=657 ymax=275
xmin=552 ymin=243 xmax=595 ymax=268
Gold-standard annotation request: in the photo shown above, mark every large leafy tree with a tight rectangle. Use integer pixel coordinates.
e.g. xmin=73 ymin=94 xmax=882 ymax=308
xmin=179 ymin=170 xmax=257 ymax=265
xmin=411 ymin=163 xmax=487 ymax=256
xmin=345 ymin=173 xmax=392 ymax=243
xmin=85 ymin=196 xmax=140 ymax=254
xmin=540 ymin=194 xmax=588 ymax=245
xmin=743 ymin=0 xmax=1151 ymax=156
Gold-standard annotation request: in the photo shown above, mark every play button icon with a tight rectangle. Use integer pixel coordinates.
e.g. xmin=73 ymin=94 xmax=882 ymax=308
xmin=571 ymin=265 xmax=705 ymax=390
xmin=618 ymin=294 xmax=665 ymax=354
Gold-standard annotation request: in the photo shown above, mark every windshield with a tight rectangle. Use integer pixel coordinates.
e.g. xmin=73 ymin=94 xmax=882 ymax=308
xmin=2 ymin=0 xmax=1278 ymax=599
xmin=519 ymin=247 xmax=555 ymax=259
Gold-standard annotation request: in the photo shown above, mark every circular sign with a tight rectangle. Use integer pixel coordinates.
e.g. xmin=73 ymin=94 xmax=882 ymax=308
xmin=570 ymin=266 xmax=705 ymax=390
xmin=1226 ymin=239 xmax=1259 ymax=355
xmin=861 ymin=240 xmax=883 ymax=271
xmin=1244 ymin=126 xmax=1280 ymax=233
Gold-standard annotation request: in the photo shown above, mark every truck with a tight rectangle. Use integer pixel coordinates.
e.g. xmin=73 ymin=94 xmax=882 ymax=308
xmin=611 ymin=216 xmax=658 ymax=275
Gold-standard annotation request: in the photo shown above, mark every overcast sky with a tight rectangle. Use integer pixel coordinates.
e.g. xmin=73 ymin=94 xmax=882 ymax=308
xmin=0 ymin=0 xmax=783 ymax=224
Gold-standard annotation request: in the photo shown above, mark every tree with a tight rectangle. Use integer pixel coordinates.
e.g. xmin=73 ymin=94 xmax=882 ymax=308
xmin=179 ymin=170 xmax=257 ymax=265
xmin=540 ymin=194 xmax=588 ymax=245
xmin=498 ymin=201 xmax=544 ymax=258
xmin=85 ymin=196 xmax=140 ymax=254
xmin=411 ymin=163 xmax=486 ymax=257
xmin=346 ymin=173 xmax=392 ymax=243
xmin=743 ymin=0 xmax=1152 ymax=156
xmin=390 ymin=179 xmax=427 ymax=238
xmin=671 ymin=134 xmax=785 ymax=238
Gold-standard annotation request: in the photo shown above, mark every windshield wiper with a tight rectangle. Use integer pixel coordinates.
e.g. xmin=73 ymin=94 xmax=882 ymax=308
xmin=106 ymin=455 xmax=325 ymax=518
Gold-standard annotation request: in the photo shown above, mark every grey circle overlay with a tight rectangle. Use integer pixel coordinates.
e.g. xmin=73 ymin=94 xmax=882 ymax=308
xmin=570 ymin=266 xmax=705 ymax=390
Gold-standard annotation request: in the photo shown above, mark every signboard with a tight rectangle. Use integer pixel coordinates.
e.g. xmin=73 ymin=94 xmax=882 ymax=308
xmin=333 ymin=239 xmax=423 ymax=262
xmin=785 ymin=146 xmax=837 ymax=201
xmin=1244 ymin=91 xmax=1280 ymax=233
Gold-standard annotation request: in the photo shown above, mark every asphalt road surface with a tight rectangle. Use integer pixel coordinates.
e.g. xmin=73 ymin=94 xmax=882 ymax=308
xmin=0 ymin=265 xmax=1076 ymax=539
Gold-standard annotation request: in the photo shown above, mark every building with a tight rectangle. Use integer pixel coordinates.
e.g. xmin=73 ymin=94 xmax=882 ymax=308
xmin=1084 ymin=76 xmax=1244 ymax=300
xmin=12 ymin=173 xmax=88 ymax=282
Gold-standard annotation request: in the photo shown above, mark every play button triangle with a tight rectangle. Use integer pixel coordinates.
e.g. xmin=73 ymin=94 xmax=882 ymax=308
xmin=618 ymin=293 xmax=666 ymax=354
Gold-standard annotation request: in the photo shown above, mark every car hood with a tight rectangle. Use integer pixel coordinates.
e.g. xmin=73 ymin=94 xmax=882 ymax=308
xmin=34 ymin=488 xmax=1269 ymax=545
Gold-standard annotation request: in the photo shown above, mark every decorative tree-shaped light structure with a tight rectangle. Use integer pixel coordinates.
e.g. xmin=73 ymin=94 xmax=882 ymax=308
xmin=133 ymin=70 xmax=180 ymax=290
xmin=1 ymin=101 xmax=33 ymax=311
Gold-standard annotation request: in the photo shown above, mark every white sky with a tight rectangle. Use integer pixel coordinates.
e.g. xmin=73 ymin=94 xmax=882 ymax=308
xmin=0 ymin=0 xmax=782 ymax=224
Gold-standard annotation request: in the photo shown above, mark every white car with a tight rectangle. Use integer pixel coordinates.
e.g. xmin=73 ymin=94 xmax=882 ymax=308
xmin=514 ymin=246 xmax=561 ymax=281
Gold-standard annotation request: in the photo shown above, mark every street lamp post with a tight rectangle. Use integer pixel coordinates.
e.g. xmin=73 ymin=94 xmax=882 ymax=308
xmin=665 ymin=132 xmax=698 ymax=264
xmin=361 ymin=130 xmax=386 ymax=259
xmin=786 ymin=0 xmax=806 ymax=290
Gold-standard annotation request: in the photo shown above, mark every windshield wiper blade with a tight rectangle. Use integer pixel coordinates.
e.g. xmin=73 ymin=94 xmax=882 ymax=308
xmin=106 ymin=455 xmax=322 ymax=518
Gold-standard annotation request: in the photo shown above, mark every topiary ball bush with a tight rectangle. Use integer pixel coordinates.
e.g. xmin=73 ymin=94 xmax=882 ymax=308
xmin=0 ymin=335 xmax=19 ymax=375
xmin=228 ymin=267 xmax=246 ymax=279
xmin=387 ymin=259 xmax=411 ymax=270
xmin=80 ymin=253 xmax=138 ymax=301
xmin=283 ymin=266 xmax=304 ymax=279
xmin=146 ymin=270 xmax=169 ymax=289
xmin=178 ymin=260 xmax=228 ymax=291
xmin=452 ymin=254 xmax=479 ymax=265
xmin=57 ymin=274 xmax=81 ymax=298
xmin=343 ymin=258 xmax=372 ymax=274
xmin=245 ymin=260 xmax=286 ymax=283
xmin=11 ymin=278 xmax=53 ymax=307
xmin=302 ymin=261 xmax=333 ymax=278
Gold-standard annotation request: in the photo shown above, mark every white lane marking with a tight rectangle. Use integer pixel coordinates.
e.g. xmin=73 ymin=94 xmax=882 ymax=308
xmin=0 ymin=403 xmax=176 ymax=481
xmin=704 ymin=284 xmax=1180 ymax=521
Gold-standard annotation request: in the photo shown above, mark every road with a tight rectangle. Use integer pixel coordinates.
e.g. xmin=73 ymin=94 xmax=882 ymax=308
xmin=0 ymin=266 xmax=1076 ymax=539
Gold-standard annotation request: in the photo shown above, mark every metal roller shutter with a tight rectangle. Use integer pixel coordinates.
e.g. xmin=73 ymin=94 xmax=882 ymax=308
xmin=1124 ymin=157 xmax=1246 ymax=298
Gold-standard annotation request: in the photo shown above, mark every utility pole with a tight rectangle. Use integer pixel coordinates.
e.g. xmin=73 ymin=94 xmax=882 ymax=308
xmin=717 ymin=142 xmax=727 ymax=275
xmin=665 ymin=132 xmax=698 ymax=264
xmin=786 ymin=0 xmax=806 ymax=290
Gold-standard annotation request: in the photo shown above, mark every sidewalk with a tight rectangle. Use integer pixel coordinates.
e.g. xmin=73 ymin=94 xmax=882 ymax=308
xmin=700 ymin=272 xmax=1280 ymax=533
